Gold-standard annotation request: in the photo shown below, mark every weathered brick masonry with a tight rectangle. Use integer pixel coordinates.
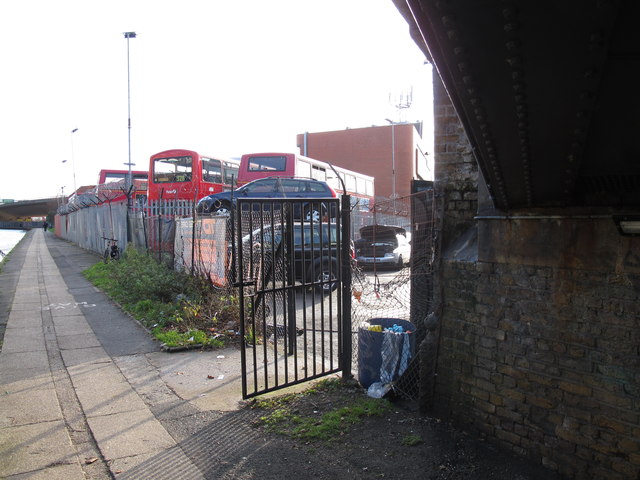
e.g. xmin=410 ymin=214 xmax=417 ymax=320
xmin=427 ymin=77 xmax=640 ymax=479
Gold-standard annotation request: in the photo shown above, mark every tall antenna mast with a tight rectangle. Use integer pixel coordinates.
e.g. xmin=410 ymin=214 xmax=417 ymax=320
xmin=388 ymin=86 xmax=413 ymax=123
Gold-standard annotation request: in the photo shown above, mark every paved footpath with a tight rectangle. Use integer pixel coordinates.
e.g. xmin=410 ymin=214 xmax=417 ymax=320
xmin=0 ymin=230 xmax=213 ymax=479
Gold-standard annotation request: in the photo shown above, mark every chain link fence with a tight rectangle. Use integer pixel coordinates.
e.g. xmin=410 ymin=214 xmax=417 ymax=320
xmin=349 ymin=190 xmax=436 ymax=400
xmin=56 ymin=189 xmax=436 ymax=400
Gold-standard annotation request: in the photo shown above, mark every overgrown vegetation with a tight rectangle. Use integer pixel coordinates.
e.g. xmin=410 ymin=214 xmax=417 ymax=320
xmin=83 ymin=247 xmax=241 ymax=348
xmin=252 ymin=377 xmax=391 ymax=441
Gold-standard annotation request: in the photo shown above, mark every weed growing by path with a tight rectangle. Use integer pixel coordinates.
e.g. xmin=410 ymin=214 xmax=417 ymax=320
xmin=252 ymin=377 xmax=391 ymax=441
xmin=83 ymin=246 xmax=240 ymax=348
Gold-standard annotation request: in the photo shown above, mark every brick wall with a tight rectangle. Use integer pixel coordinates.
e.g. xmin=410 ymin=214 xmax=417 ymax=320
xmin=429 ymin=77 xmax=640 ymax=479
xmin=432 ymin=76 xmax=478 ymax=241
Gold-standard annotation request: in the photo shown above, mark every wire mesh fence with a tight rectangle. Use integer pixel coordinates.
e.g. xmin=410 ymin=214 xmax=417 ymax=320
xmin=349 ymin=190 xmax=436 ymax=400
xmin=55 ymin=189 xmax=436 ymax=401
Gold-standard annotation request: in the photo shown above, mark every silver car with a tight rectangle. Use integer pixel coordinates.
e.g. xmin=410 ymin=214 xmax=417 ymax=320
xmin=355 ymin=225 xmax=411 ymax=269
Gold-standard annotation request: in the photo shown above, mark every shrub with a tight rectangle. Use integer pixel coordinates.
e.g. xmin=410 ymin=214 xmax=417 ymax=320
xmin=83 ymin=246 xmax=240 ymax=348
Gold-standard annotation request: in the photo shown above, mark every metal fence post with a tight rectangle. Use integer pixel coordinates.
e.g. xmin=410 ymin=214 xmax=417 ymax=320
xmin=340 ymin=194 xmax=352 ymax=379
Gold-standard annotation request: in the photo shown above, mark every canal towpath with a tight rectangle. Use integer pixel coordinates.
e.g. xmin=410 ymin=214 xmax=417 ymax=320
xmin=0 ymin=229 xmax=250 ymax=479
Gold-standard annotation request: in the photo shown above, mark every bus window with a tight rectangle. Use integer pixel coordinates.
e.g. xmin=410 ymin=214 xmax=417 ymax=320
xmin=345 ymin=174 xmax=356 ymax=192
xmin=248 ymin=155 xmax=287 ymax=171
xmin=223 ymin=161 xmax=239 ymax=185
xmin=154 ymin=155 xmax=192 ymax=183
xmin=366 ymin=179 xmax=374 ymax=196
xmin=296 ymin=159 xmax=311 ymax=178
xmin=202 ymin=158 xmax=222 ymax=183
xmin=311 ymin=165 xmax=326 ymax=181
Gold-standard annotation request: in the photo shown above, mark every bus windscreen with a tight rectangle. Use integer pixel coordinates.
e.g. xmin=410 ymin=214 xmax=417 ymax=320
xmin=154 ymin=156 xmax=192 ymax=183
xmin=247 ymin=155 xmax=287 ymax=172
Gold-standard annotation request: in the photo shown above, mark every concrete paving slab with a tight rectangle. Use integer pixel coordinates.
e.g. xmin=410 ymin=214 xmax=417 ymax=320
xmin=113 ymin=355 xmax=183 ymax=406
xmin=60 ymin=346 xmax=110 ymax=366
xmin=0 ymin=420 xmax=78 ymax=477
xmin=50 ymin=306 xmax=97 ymax=318
xmin=69 ymin=362 xmax=148 ymax=416
xmin=9 ymin=301 xmax=44 ymax=311
xmin=87 ymin=409 xmax=176 ymax=461
xmin=0 ymin=362 xmax=51 ymax=383
xmin=147 ymin=348 xmax=245 ymax=412
xmin=0 ymin=372 xmax=52 ymax=393
xmin=8 ymin=462 xmax=86 ymax=480
xmin=108 ymin=446 xmax=205 ymax=480
xmin=57 ymin=332 xmax=102 ymax=350
xmin=11 ymin=293 xmax=42 ymax=303
xmin=0 ymin=326 xmax=45 ymax=353
xmin=0 ymin=386 xmax=62 ymax=427
xmin=53 ymin=317 xmax=95 ymax=336
xmin=7 ymin=311 xmax=44 ymax=329
xmin=0 ymin=349 xmax=49 ymax=369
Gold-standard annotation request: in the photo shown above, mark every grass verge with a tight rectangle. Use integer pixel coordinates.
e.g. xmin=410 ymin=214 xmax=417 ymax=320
xmin=83 ymin=246 xmax=240 ymax=348
xmin=251 ymin=377 xmax=391 ymax=441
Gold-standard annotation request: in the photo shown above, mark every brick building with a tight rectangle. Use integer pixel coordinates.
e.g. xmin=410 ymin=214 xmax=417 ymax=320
xmin=296 ymin=124 xmax=430 ymax=200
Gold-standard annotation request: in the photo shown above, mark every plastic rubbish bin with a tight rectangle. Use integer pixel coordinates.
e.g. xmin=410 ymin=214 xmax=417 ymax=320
xmin=357 ymin=318 xmax=416 ymax=388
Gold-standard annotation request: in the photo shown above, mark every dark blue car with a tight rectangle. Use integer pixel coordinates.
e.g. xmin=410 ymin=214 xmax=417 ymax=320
xmin=196 ymin=176 xmax=338 ymax=220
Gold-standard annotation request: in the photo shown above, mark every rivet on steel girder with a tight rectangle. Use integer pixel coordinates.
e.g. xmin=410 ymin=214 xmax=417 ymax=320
xmin=502 ymin=7 xmax=517 ymax=20
xmin=447 ymin=29 xmax=460 ymax=40
xmin=506 ymin=56 xmax=521 ymax=67
xmin=506 ymin=40 xmax=520 ymax=51
xmin=441 ymin=15 xmax=455 ymax=27
xmin=504 ymin=22 xmax=519 ymax=33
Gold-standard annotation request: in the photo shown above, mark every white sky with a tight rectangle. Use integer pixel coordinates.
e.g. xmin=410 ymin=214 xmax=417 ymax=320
xmin=0 ymin=0 xmax=432 ymax=201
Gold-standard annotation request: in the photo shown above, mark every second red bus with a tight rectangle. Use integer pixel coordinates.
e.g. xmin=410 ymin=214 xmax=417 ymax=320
xmin=148 ymin=149 xmax=239 ymax=201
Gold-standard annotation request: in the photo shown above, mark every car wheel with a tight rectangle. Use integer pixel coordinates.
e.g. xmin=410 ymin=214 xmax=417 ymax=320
xmin=314 ymin=264 xmax=338 ymax=293
xmin=306 ymin=209 xmax=321 ymax=222
xmin=303 ymin=202 xmax=327 ymax=222
xmin=212 ymin=202 xmax=232 ymax=216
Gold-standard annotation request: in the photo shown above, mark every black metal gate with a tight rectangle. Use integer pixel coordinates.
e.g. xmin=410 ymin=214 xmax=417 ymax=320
xmin=236 ymin=196 xmax=351 ymax=399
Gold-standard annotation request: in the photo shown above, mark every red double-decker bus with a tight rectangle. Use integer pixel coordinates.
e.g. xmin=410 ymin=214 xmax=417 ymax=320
xmin=95 ymin=169 xmax=149 ymax=203
xmin=147 ymin=149 xmax=239 ymax=201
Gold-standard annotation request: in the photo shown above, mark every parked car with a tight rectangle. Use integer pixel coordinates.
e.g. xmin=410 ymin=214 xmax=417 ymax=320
xmin=355 ymin=225 xmax=411 ymax=269
xmin=242 ymin=221 xmax=343 ymax=293
xmin=196 ymin=176 xmax=337 ymax=221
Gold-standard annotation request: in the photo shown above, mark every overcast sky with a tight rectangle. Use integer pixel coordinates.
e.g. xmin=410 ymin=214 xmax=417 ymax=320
xmin=0 ymin=0 xmax=432 ymax=201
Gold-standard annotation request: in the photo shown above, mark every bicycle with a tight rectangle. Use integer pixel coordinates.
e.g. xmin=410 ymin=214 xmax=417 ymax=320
xmin=102 ymin=237 xmax=121 ymax=263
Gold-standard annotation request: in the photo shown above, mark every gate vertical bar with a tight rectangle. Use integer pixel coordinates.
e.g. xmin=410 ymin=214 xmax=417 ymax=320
xmin=340 ymin=194 xmax=352 ymax=379
xmin=237 ymin=202 xmax=248 ymax=399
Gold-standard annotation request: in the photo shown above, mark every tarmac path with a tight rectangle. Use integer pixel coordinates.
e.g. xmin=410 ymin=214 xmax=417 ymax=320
xmin=0 ymin=230 xmax=251 ymax=479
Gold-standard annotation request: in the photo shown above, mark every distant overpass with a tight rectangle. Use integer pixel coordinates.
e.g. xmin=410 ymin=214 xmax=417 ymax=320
xmin=0 ymin=198 xmax=59 ymax=221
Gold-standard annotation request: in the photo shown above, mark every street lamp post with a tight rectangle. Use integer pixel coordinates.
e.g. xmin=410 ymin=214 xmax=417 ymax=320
xmin=124 ymin=32 xmax=136 ymax=198
xmin=385 ymin=118 xmax=397 ymax=212
xmin=70 ymin=128 xmax=78 ymax=193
